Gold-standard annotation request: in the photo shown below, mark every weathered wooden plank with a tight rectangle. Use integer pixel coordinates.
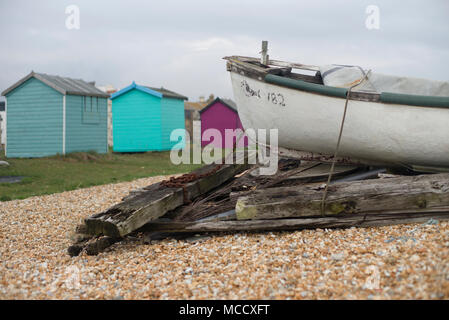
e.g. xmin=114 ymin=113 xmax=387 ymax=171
xmin=235 ymin=173 xmax=449 ymax=220
xmin=84 ymin=236 xmax=120 ymax=256
xmin=277 ymin=147 xmax=383 ymax=166
xmin=67 ymin=235 xmax=121 ymax=257
xmin=284 ymin=163 xmax=359 ymax=183
xmin=141 ymin=208 xmax=449 ymax=233
xmin=84 ymin=162 xmax=250 ymax=237
xmin=196 ymin=210 xmax=237 ymax=222
xmin=165 ymin=160 xmax=365 ymax=222
xmin=166 ymin=159 xmax=303 ymax=222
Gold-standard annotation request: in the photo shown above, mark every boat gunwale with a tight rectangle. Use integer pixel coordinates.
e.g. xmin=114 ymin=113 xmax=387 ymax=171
xmin=224 ymin=56 xmax=449 ymax=109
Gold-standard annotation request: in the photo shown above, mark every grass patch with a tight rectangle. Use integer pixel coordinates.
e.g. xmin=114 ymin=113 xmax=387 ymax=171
xmin=0 ymin=149 xmax=203 ymax=201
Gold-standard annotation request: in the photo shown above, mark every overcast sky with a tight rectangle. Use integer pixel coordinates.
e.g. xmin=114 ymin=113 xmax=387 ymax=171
xmin=0 ymin=0 xmax=448 ymax=102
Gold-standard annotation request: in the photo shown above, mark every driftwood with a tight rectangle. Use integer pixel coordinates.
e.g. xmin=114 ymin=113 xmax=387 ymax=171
xmin=68 ymin=236 xmax=121 ymax=257
xmin=167 ymin=161 xmax=362 ymax=222
xmin=235 ymin=173 xmax=449 ymax=220
xmin=68 ymin=153 xmax=449 ymax=257
xmin=83 ymin=162 xmax=250 ymax=238
xmin=141 ymin=208 xmax=449 ymax=233
xmin=161 ymin=159 xmax=299 ymax=222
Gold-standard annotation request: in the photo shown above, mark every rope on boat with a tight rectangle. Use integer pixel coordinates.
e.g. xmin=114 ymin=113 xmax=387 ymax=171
xmin=320 ymin=70 xmax=372 ymax=216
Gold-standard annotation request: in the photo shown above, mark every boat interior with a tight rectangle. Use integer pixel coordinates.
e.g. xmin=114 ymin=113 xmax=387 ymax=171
xmin=224 ymin=55 xmax=324 ymax=84
xmin=224 ymin=55 xmax=449 ymax=107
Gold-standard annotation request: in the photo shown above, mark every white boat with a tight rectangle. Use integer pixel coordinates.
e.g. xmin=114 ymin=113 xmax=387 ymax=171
xmin=224 ymin=54 xmax=449 ymax=169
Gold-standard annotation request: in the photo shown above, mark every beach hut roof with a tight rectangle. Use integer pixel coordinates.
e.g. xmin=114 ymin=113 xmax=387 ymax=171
xmin=110 ymin=82 xmax=162 ymax=100
xmin=199 ymin=97 xmax=237 ymax=114
xmin=1 ymin=71 xmax=109 ymax=98
xmin=110 ymin=82 xmax=188 ymax=101
xmin=146 ymin=87 xmax=188 ymax=101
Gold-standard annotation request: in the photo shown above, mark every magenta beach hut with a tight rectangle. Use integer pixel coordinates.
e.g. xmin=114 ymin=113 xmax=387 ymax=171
xmin=199 ymin=97 xmax=247 ymax=148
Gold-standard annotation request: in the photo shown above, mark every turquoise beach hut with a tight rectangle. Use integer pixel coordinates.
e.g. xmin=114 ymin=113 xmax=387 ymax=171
xmin=1 ymin=71 xmax=109 ymax=158
xmin=110 ymin=82 xmax=187 ymax=152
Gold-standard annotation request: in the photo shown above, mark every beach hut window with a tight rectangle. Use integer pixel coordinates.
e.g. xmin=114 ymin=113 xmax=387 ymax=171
xmin=82 ymin=96 xmax=100 ymax=124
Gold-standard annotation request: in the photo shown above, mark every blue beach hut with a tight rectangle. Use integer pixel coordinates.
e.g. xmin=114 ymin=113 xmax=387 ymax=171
xmin=1 ymin=71 xmax=109 ymax=158
xmin=110 ymin=82 xmax=187 ymax=152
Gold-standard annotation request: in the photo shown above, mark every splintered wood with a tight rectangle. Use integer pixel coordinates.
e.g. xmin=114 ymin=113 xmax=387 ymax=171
xmin=235 ymin=173 xmax=449 ymax=220
xmin=68 ymin=159 xmax=449 ymax=256
xmin=84 ymin=162 xmax=250 ymax=237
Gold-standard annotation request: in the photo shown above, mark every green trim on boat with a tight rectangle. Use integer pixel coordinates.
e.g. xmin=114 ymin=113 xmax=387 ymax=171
xmin=265 ymin=73 xmax=449 ymax=108
xmin=265 ymin=74 xmax=348 ymax=98
xmin=380 ymin=92 xmax=449 ymax=108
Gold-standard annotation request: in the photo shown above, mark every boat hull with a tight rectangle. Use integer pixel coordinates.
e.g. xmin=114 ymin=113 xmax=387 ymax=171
xmin=230 ymin=72 xmax=449 ymax=168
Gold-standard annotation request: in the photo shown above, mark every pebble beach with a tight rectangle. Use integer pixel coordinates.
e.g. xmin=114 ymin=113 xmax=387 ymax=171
xmin=0 ymin=176 xmax=448 ymax=300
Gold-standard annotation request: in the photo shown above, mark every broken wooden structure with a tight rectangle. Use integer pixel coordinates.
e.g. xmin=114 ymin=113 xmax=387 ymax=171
xmin=68 ymin=157 xmax=449 ymax=256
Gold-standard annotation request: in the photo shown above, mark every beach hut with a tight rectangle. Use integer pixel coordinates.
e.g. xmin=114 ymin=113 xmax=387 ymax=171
xmin=200 ymin=97 xmax=247 ymax=148
xmin=1 ymin=71 xmax=109 ymax=158
xmin=110 ymin=82 xmax=187 ymax=152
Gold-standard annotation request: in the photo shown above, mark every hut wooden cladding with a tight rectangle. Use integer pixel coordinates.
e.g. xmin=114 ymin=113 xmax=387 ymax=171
xmin=200 ymin=97 xmax=248 ymax=148
xmin=1 ymin=72 xmax=109 ymax=158
xmin=110 ymin=82 xmax=187 ymax=152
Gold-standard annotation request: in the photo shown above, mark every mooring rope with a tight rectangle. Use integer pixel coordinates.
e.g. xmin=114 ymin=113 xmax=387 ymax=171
xmin=320 ymin=70 xmax=372 ymax=215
